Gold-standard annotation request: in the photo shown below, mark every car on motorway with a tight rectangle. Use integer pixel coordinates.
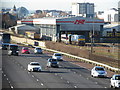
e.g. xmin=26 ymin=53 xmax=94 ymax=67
xmin=21 ymin=47 xmax=30 ymax=54
xmin=52 ymin=53 xmax=63 ymax=61
xmin=91 ymin=66 xmax=107 ymax=77
xmin=2 ymin=43 xmax=9 ymax=50
xmin=47 ymin=58 xmax=59 ymax=68
xmin=28 ymin=62 xmax=42 ymax=72
xmin=34 ymin=47 xmax=43 ymax=54
xmin=110 ymin=74 xmax=120 ymax=88
xmin=8 ymin=44 xmax=19 ymax=56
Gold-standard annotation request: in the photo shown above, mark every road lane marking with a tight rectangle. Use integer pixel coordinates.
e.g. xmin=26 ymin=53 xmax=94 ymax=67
xmin=4 ymin=74 xmax=6 ymax=77
xmin=74 ymin=86 xmax=77 ymax=88
xmin=37 ymin=79 xmax=39 ymax=81
xmin=6 ymin=78 xmax=9 ymax=80
xmin=32 ymin=75 xmax=34 ymax=77
xmin=95 ymin=82 xmax=98 ymax=84
xmin=55 ymin=73 xmax=57 ymax=75
xmin=41 ymin=83 xmax=44 ymax=86
xmin=67 ymin=81 xmax=70 ymax=83
xmin=10 ymin=85 xmax=14 ymax=88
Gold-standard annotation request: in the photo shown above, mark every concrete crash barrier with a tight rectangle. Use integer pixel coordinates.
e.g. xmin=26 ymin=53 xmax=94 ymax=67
xmin=11 ymin=35 xmax=120 ymax=73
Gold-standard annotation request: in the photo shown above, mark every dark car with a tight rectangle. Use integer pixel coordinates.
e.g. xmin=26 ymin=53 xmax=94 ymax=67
xmin=2 ymin=43 xmax=9 ymax=50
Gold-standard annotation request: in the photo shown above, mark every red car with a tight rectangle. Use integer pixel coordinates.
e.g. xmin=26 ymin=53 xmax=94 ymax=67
xmin=21 ymin=47 xmax=30 ymax=54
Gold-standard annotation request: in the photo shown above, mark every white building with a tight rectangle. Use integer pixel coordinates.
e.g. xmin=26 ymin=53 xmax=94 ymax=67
xmin=46 ymin=12 xmax=60 ymax=17
xmin=97 ymin=8 xmax=118 ymax=22
xmin=104 ymin=8 xmax=118 ymax=22
xmin=72 ymin=2 xmax=94 ymax=18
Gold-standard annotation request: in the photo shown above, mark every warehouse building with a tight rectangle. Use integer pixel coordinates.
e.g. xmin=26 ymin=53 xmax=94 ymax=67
xmin=18 ymin=16 xmax=104 ymax=42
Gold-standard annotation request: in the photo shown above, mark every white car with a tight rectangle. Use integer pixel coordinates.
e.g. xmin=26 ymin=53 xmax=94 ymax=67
xmin=52 ymin=53 xmax=63 ymax=61
xmin=28 ymin=62 xmax=42 ymax=72
xmin=110 ymin=74 xmax=120 ymax=88
xmin=34 ymin=47 xmax=43 ymax=54
xmin=91 ymin=66 xmax=107 ymax=77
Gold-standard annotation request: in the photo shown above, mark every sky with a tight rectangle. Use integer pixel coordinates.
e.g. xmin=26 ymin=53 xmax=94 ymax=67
xmin=1 ymin=0 xmax=120 ymax=12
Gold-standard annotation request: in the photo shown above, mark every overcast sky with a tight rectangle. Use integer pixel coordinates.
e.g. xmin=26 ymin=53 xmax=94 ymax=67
xmin=1 ymin=0 xmax=119 ymax=12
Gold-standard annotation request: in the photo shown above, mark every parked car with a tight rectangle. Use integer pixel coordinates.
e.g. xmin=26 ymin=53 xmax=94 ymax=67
xmin=52 ymin=53 xmax=63 ymax=61
xmin=110 ymin=74 xmax=120 ymax=88
xmin=34 ymin=47 xmax=43 ymax=54
xmin=21 ymin=47 xmax=30 ymax=54
xmin=28 ymin=62 xmax=42 ymax=72
xmin=91 ymin=66 xmax=107 ymax=77
xmin=47 ymin=58 xmax=59 ymax=68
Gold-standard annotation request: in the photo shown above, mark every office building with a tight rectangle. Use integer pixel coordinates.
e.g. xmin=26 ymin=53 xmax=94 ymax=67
xmin=72 ymin=2 xmax=94 ymax=18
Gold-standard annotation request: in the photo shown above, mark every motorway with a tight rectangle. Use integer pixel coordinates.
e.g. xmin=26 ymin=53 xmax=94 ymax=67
xmin=2 ymin=47 xmax=111 ymax=89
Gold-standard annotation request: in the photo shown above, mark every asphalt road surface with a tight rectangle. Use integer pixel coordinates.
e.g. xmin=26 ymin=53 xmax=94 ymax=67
xmin=2 ymin=48 xmax=111 ymax=89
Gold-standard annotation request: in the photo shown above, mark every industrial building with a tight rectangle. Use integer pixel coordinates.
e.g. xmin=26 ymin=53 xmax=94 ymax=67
xmin=18 ymin=16 xmax=104 ymax=42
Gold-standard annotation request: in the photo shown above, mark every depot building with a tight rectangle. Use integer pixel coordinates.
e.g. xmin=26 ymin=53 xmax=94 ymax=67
xmin=18 ymin=16 xmax=104 ymax=42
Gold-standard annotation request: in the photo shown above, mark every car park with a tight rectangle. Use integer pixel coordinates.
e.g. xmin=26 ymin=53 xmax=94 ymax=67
xmin=91 ymin=66 xmax=107 ymax=77
xmin=110 ymin=74 xmax=120 ymax=88
xmin=8 ymin=44 xmax=19 ymax=56
xmin=47 ymin=58 xmax=59 ymax=68
xmin=28 ymin=62 xmax=42 ymax=72
xmin=21 ymin=47 xmax=30 ymax=54
xmin=52 ymin=53 xmax=63 ymax=61
xmin=34 ymin=47 xmax=43 ymax=54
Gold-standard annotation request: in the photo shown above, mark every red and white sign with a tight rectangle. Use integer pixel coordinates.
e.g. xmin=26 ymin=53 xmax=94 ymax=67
xmin=74 ymin=20 xmax=85 ymax=24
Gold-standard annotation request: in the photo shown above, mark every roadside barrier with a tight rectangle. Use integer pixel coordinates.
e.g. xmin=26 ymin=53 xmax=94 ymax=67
xmin=41 ymin=47 xmax=120 ymax=73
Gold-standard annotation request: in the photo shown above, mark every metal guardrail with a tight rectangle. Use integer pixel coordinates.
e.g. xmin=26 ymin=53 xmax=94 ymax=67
xmin=41 ymin=47 xmax=120 ymax=73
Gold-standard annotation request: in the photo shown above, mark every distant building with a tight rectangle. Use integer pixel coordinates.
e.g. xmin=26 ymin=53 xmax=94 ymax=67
xmin=72 ymin=2 xmax=94 ymax=18
xmin=96 ymin=8 xmax=118 ymax=23
xmin=46 ymin=12 xmax=60 ymax=17
xmin=118 ymin=1 xmax=120 ymax=22
xmin=104 ymin=8 xmax=118 ymax=22
xmin=17 ymin=7 xmax=29 ymax=20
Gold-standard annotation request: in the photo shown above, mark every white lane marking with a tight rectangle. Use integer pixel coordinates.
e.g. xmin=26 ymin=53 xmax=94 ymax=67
xmin=32 ymin=75 xmax=34 ymax=77
xmin=10 ymin=85 xmax=14 ymax=88
xmin=74 ymin=72 xmax=76 ymax=74
xmin=55 ymin=73 xmax=57 ymax=76
xmin=8 ymin=81 xmax=11 ymax=84
xmin=104 ymin=87 xmax=107 ymax=88
xmin=95 ymin=82 xmax=98 ymax=84
xmin=28 ymin=72 xmax=30 ymax=74
xmin=24 ymin=69 xmax=27 ymax=70
xmin=6 ymin=78 xmax=9 ymax=80
xmin=87 ymin=78 xmax=89 ymax=80
xmin=79 ymin=74 xmax=81 ymax=76
xmin=67 ymin=81 xmax=70 ymax=83
xmin=61 ymin=77 xmax=63 ymax=79
xmin=36 ymin=79 xmax=39 ymax=81
xmin=41 ymin=83 xmax=44 ymax=86
xmin=4 ymin=74 xmax=6 ymax=77
xmin=74 ymin=86 xmax=77 ymax=88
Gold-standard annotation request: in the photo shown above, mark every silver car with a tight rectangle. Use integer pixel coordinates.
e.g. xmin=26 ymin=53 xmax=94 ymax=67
xmin=34 ymin=47 xmax=43 ymax=54
xmin=47 ymin=58 xmax=59 ymax=68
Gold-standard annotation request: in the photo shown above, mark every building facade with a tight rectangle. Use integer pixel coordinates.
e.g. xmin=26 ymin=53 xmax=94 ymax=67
xmin=18 ymin=17 xmax=104 ymax=42
xmin=72 ymin=2 xmax=94 ymax=18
